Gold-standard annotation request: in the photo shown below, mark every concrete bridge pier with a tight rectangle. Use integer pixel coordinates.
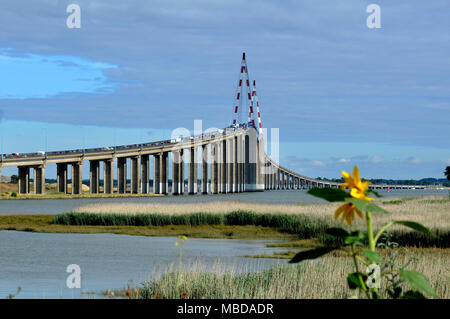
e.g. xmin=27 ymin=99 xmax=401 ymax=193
xmin=103 ymin=160 xmax=113 ymax=194
xmin=117 ymin=157 xmax=127 ymax=194
xmin=89 ymin=160 xmax=100 ymax=194
xmin=268 ymin=164 xmax=272 ymax=190
xmin=33 ymin=165 xmax=45 ymax=194
xmin=231 ymin=136 xmax=238 ymax=193
xmin=220 ymin=139 xmax=227 ymax=193
xmin=179 ymin=149 xmax=184 ymax=195
xmin=211 ymin=143 xmax=218 ymax=194
xmin=256 ymin=139 xmax=264 ymax=192
xmin=226 ymin=138 xmax=234 ymax=193
xmin=130 ymin=156 xmax=141 ymax=194
xmin=279 ymin=171 xmax=283 ymax=189
xmin=244 ymin=130 xmax=258 ymax=192
xmin=56 ymin=163 xmax=68 ymax=193
xmin=240 ymin=134 xmax=246 ymax=192
xmin=273 ymin=168 xmax=276 ymax=190
xmin=274 ymin=168 xmax=279 ymax=190
xmin=153 ymin=154 xmax=160 ymax=194
xmin=263 ymin=162 xmax=268 ymax=190
xmin=141 ymin=155 xmax=149 ymax=194
xmin=71 ymin=162 xmax=82 ymax=194
xmin=188 ymin=147 xmax=198 ymax=195
xmin=172 ymin=150 xmax=180 ymax=195
xmin=18 ymin=166 xmax=30 ymax=194
xmin=236 ymin=135 xmax=242 ymax=192
xmin=161 ymin=152 xmax=169 ymax=194
xmin=201 ymin=145 xmax=208 ymax=194
xmin=299 ymin=179 xmax=304 ymax=189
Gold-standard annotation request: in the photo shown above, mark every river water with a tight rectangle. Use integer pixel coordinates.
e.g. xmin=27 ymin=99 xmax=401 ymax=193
xmin=0 ymin=189 xmax=447 ymax=215
xmin=0 ymin=231 xmax=284 ymax=299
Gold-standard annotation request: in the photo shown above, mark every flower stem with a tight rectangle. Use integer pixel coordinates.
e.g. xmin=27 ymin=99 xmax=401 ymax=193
xmin=365 ymin=211 xmax=379 ymax=295
xmin=366 ymin=211 xmax=375 ymax=252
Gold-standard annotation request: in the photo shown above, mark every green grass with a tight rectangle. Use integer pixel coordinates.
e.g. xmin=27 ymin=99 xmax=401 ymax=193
xmin=382 ymin=199 xmax=404 ymax=205
xmin=53 ymin=210 xmax=331 ymax=239
xmin=0 ymin=214 xmax=296 ymax=240
xmin=53 ymin=210 xmax=450 ymax=247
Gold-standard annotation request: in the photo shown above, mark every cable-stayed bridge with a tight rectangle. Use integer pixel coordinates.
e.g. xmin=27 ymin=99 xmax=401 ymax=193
xmin=0 ymin=54 xmax=428 ymax=194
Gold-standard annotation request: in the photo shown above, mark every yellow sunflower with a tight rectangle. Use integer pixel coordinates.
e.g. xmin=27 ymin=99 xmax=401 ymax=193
xmin=334 ymin=202 xmax=363 ymax=225
xmin=341 ymin=166 xmax=373 ymax=201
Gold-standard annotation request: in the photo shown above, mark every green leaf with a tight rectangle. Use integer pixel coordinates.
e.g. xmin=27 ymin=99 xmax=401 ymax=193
xmin=363 ymin=249 xmax=381 ymax=263
xmin=289 ymin=247 xmax=337 ymax=264
xmin=394 ymin=221 xmax=438 ymax=238
xmin=401 ymin=290 xmax=427 ymax=299
xmin=347 ymin=272 xmax=368 ymax=290
xmin=344 ymin=236 xmax=359 ymax=245
xmin=307 ymin=187 xmax=350 ymax=202
xmin=399 ymin=270 xmax=438 ymax=298
xmin=345 ymin=231 xmax=366 ymax=245
xmin=345 ymin=198 xmax=389 ymax=214
xmin=325 ymin=227 xmax=349 ymax=238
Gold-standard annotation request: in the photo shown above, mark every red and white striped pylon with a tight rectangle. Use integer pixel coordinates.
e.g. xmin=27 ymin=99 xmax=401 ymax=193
xmin=231 ymin=52 xmax=252 ymax=126
xmin=251 ymin=80 xmax=264 ymax=140
xmin=247 ymin=82 xmax=256 ymax=129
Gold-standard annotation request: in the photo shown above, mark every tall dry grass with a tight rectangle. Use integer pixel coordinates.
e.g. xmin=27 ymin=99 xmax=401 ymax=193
xmin=139 ymin=248 xmax=450 ymax=299
xmin=72 ymin=196 xmax=450 ymax=229
xmin=60 ymin=196 xmax=450 ymax=247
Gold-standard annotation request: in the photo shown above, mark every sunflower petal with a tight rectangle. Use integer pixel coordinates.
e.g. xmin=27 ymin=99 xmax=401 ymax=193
xmin=350 ymin=188 xmax=362 ymax=199
xmin=355 ymin=208 xmax=363 ymax=219
xmin=334 ymin=204 xmax=346 ymax=220
xmin=353 ymin=166 xmax=361 ymax=184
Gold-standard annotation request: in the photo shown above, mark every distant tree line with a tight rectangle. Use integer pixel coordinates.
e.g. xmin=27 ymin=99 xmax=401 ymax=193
xmin=325 ymin=177 xmax=450 ymax=187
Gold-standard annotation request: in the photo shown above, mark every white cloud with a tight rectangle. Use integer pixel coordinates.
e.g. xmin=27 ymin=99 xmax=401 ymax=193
xmin=312 ymin=160 xmax=325 ymax=167
xmin=442 ymin=158 xmax=450 ymax=165
xmin=371 ymin=156 xmax=384 ymax=163
xmin=408 ymin=157 xmax=421 ymax=164
xmin=338 ymin=158 xmax=350 ymax=163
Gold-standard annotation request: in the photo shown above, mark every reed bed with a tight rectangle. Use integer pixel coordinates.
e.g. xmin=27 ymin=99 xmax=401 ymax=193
xmin=55 ymin=196 xmax=450 ymax=247
xmin=71 ymin=196 xmax=450 ymax=230
xmin=53 ymin=210 xmax=332 ymax=239
xmin=139 ymin=249 xmax=450 ymax=299
xmin=72 ymin=201 xmax=335 ymax=217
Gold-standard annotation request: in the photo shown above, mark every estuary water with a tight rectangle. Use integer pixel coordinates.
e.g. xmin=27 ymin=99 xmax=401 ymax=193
xmin=0 ymin=189 xmax=447 ymax=215
xmin=0 ymin=231 xmax=284 ymax=299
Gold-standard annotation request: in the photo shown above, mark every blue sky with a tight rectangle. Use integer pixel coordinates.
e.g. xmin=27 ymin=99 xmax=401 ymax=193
xmin=0 ymin=0 xmax=449 ymax=179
